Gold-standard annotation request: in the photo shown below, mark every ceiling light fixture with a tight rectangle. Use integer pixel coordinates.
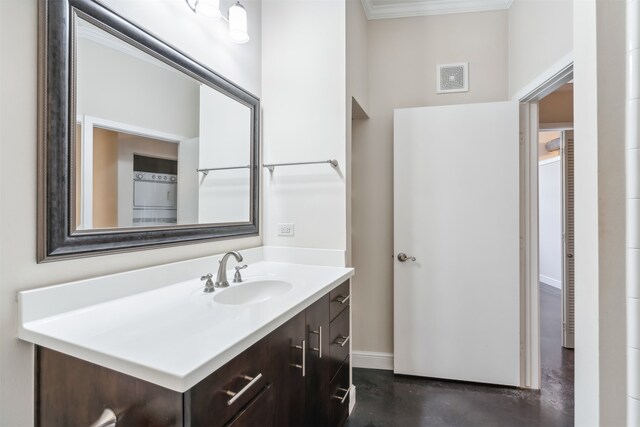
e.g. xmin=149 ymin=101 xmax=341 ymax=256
xmin=186 ymin=0 xmax=250 ymax=44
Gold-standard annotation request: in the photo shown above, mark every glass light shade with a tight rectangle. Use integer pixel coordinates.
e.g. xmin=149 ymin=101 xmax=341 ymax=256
xmin=196 ymin=0 xmax=221 ymax=20
xmin=228 ymin=2 xmax=249 ymax=44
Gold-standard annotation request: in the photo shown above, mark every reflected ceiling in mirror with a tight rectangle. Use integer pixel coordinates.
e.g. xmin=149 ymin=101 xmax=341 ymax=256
xmin=75 ymin=18 xmax=251 ymax=230
xmin=37 ymin=0 xmax=259 ymax=261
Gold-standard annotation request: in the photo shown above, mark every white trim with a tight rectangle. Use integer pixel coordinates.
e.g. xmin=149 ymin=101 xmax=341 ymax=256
xmin=348 ymin=385 xmax=356 ymax=415
xmin=512 ymin=52 xmax=574 ymax=102
xmin=79 ymin=115 xmax=187 ymax=230
xmin=540 ymin=274 xmax=562 ymax=289
xmin=539 ymin=156 xmax=561 ymax=167
xmin=539 ymin=122 xmax=574 ymax=131
xmin=519 ymin=102 xmax=541 ymax=389
xmin=518 ymin=61 xmax=574 ymax=391
xmin=360 ymin=0 xmax=513 ymax=20
xmin=352 ymin=351 xmax=394 ymax=370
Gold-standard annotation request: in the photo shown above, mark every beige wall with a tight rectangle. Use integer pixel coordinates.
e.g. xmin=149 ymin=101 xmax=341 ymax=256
xmin=539 ymin=86 xmax=574 ymax=124
xmin=0 ymin=1 xmax=262 ymax=425
xmin=346 ymin=0 xmax=370 ymax=266
xmin=352 ymin=10 xmax=509 ymax=354
xmin=508 ymin=0 xmax=573 ymax=97
xmin=539 ymin=130 xmax=561 ymax=161
xmin=93 ymin=128 xmax=119 ymax=228
xmin=574 ymin=0 xmax=627 ymax=424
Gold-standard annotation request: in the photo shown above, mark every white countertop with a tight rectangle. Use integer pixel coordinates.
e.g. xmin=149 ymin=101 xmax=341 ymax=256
xmin=18 ymin=249 xmax=353 ymax=392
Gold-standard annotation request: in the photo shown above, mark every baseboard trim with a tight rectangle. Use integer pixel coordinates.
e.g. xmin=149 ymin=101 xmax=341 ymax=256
xmin=352 ymin=351 xmax=394 ymax=370
xmin=348 ymin=385 xmax=356 ymax=414
xmin=539 ymin=274 xmax=561 ymax=289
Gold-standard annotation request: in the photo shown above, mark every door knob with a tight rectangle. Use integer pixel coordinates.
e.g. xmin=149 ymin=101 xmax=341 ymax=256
xmin=397 ymin=253 xmax=416 ymax=262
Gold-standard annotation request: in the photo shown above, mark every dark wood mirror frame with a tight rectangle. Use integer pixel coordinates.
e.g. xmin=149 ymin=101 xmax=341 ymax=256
xmin=37 ymin=0 xmax=260 ymax=262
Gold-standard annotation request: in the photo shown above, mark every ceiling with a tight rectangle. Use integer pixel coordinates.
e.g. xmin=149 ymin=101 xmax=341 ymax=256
xmin=360 ymin=0 xmax=514 ymax=20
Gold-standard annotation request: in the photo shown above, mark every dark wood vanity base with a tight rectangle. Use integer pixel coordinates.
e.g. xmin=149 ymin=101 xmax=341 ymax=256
xmin=36 ymin=280 xmax=351 ymax=427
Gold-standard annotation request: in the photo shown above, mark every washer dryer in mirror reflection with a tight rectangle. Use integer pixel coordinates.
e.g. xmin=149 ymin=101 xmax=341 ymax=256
xmin=133 ymin=170 xmax=178 ymax=226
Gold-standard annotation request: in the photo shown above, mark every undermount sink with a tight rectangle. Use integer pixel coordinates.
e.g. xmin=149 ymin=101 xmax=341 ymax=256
xmin=213 ymin=280 xmax=293 ymax=305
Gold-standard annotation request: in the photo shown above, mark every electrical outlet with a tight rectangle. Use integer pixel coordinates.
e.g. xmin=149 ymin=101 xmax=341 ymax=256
xmin=278 ymin=223 xmax=294 ymax=237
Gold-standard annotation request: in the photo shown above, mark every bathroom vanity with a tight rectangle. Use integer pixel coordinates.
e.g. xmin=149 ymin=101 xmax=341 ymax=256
xmin=19 ymin=249 xmax=354 ymax=427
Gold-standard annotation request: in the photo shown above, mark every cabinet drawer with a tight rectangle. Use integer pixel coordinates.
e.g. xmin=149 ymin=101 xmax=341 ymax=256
xmin=329 ymin=358 xmax=350 ymax=427
xmin=329 ymin=306 xmax=350 ymax=379
xmin=187 ymin=339 xmax=269 ymax=427
xmin=329 ymin=280 xmax=350 ymax=321
xmin=225 ymin=383 xmax=275 ymax=427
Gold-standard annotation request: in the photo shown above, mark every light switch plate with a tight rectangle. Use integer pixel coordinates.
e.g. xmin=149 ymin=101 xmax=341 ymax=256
xmin=278 ymin=223 xmax=294 ymax=237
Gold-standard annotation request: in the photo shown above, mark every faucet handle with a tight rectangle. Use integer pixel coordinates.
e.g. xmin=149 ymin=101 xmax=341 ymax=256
xmin=201 ymin=273 xmax=214 ymax=293
xmin=233 ymin=265 xmax=248 ymax=283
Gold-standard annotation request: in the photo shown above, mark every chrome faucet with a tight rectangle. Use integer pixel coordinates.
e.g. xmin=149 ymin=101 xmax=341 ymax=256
xmin=215 ymin=251 xmax=244 ymax=288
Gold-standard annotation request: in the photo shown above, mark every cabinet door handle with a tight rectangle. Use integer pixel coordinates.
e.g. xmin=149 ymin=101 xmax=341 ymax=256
xmin=90 ymin=408 xmax=117 ymax=427
xmin=335 ymin=294 xmax=350 ymax=304
xmin=334 ymin=334 xmax=350 ymax=347
xmin=291 ymin=339 xmax=306 ymax=377
xmin=225 ymin=373 xmax=263 ymax=406
xmin=310 ymin=326 xmax=323 ymax=358
xmin=332 ymin=387 xmax=350 ymax=404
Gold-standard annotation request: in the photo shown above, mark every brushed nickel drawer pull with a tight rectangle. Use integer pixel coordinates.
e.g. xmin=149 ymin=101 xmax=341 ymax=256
xmin=332 ymin=387 xmax=350 ymax=404
xmin=310 ymin=326 xmax=323 ymax=358
xmin=334 ymin=334 xmax=351 ymax=347
xmin=291 ymin=339 xmax=306 ymax=377
xmin=225 ymin=373 xmax=263 ymax=406
xmin=90 ymin=408 xmax=117 ymax=427
xmin=335 ymin=294 xmax=350 ymax=304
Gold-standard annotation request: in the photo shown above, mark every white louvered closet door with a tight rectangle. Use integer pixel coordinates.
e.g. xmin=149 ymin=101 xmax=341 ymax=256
xmin=562 ymin=131 xmax=575 ymax=349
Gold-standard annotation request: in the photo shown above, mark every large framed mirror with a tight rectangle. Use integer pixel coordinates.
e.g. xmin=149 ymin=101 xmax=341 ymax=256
xmin=38 ymin=0 xmax=260 ymax=261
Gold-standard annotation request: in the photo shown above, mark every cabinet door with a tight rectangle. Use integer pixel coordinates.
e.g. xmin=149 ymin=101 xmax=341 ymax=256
xmin=305 ymin=295 xmax=331 ymax=427
xmin=225 ymin=384 xmax=275 ymax=427
xmin=270 ymin=311 xmax=306 ymax=426
xmin=36 ymin=347 xmax=183 ymax=427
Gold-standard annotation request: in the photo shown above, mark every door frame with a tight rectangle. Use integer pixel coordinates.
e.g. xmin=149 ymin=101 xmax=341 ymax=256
xmin=515 ymin=58 xmax=573 ymax=389
xmin=79 ymin=115 xmax=186 ymax=229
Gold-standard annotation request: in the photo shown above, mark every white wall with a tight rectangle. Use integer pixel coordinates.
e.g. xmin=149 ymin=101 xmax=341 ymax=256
xmin=539 ymin=158 xmax=562 ymax=289
xmin=198 ymin=85 xmax=251 ymax=224
xmin=352 ymin=10 xmax=509 ymax=355
xmin=0 ymin=1 xmax=262 ymax=425
xmin=627 ymin=0 xmax=640 ymax=422
xmin=508 ymin=0 xmax=573 ymax=97
xmin=262 ymin=0 xmax=347 ymax=252
xmin=574 ymin=0 xmax=627 ymax=425
xmin=77 ymin=36 xmax=199 ymax=138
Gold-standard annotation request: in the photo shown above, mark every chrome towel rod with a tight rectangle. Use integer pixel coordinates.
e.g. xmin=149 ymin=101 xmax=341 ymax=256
xmin=198 ymin=165 xmax=250 ymax=176
xmin=263 ymin=159 xmax=338 ymax=172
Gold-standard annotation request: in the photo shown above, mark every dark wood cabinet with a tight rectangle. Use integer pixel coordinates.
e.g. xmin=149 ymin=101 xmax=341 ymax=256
xmin=36 ymin=347 xmax=184 ymax=427
xmin=305 ymin=295 xmax=331 ymax=427
xmin=271 ymin=311 xmax=306 ymax=426
xmin=36 ymin=280 xmax=351 ymax=427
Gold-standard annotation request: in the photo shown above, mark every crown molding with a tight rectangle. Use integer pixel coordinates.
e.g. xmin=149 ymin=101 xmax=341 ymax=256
xmin=360 ymin=0 xmax=514 ymax=20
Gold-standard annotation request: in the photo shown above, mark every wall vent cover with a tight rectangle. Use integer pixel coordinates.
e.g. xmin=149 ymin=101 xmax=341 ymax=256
xmin=437 ymin=63 xmax=469 ymax=94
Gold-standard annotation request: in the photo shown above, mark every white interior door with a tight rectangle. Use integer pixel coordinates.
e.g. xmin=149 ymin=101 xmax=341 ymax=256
xmin=393 ymin=101 xmax=521 ymax=387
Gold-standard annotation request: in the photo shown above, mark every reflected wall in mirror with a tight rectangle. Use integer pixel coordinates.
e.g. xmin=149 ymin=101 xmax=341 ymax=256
xmin=38 ymin=0 xmax=259 ymax=261
xmin=75 ymin=18 xmax=251 ymax=230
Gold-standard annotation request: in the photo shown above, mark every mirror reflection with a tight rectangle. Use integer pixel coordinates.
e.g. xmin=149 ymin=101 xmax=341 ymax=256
xmin=75 ymin=18 xmax=252 ymax=230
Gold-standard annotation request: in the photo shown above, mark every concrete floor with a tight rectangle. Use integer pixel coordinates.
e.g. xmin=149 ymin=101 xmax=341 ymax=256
xmin=346 ymin=283 xmax=574 ymax=427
